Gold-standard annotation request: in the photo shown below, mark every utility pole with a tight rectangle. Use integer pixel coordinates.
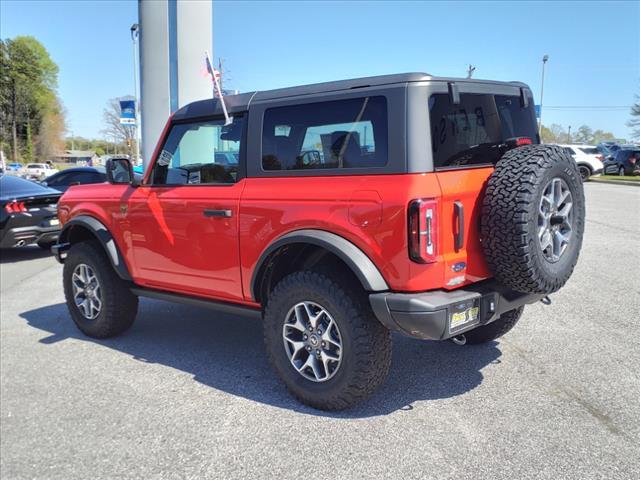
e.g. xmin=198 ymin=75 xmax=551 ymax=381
xmin=567 ymin=125 xmax=571 ymax=143
xmin=466 ymin=64 xmax=476 ymax=79
xmin=539 ymin=54 xmax=549 ymax=138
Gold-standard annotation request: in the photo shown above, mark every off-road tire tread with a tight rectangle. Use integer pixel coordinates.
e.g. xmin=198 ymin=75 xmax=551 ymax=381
xmin=481 ymin=144 xmax=585 ymax=294
xmin=63 ymin=240 xmax=138 ymax=338
xmin=263 ymin=270 xmax=391 ymax=411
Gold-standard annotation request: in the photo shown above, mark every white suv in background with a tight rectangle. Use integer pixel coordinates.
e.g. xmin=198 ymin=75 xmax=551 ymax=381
xmin=557 ymin=144 xmax=604 ymax=181
xmin=24 ymin=163 xmax=57 ymax=181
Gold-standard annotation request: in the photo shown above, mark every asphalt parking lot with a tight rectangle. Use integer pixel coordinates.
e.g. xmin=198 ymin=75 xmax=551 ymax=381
xmin=1 ymin=182 xmax=639 ymax=480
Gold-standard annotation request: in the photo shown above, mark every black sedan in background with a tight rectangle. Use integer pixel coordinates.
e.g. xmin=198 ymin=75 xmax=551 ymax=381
xmin=41 ymin=166 xmax=106 ymax=192
xmin=0 ymin=175 xmax=61 ymax=250
xmin=603 ymin=147 xmax=640 ymax=176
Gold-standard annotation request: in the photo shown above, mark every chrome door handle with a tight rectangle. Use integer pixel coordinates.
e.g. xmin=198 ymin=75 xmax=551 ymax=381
xmin=203 ymin=209 xmax=232 ymax=218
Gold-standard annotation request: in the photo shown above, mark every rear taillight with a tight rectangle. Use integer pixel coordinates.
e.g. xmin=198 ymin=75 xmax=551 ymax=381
xmin=4 ymin=201 xmax=27 ymax=214
xmin=408 ymin=198 xmax=439 ymax=263
xmin=505 ymin=137 xmax=532 ymax=148
xmin=596 ymin=154 xmax=604 ymax=161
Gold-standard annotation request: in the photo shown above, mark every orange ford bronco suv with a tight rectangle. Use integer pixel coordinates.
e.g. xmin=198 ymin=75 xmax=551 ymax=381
xmin=53 ymin=73 xmax=585 ymax=410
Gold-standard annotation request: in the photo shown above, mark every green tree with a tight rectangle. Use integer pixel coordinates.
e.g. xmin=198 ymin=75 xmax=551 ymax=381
xmin=573 ymin=125 xmax=594 ymax=144
xmin=0 ymin=36 xmax=63 ymax=162
xmin=540 ymin=123 xmax=567 ymax=143
xmin=628 ymin=95 xmax=640 ymax=140
xmin=591 ymin=129 xmax=617 ymax=144
xmin=23 ymin=120 xmax=34 ymax=162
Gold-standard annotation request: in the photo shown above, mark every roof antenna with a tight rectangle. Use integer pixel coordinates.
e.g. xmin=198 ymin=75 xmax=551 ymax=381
xmin=466 ymin=64 xmax=476 ymax=79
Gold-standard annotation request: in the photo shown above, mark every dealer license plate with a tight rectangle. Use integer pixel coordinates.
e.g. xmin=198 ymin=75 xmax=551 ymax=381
xmin=49 ymin=218 xmax=60 ymax=226
xmin=450 ymin=304 xmax=480 ymax=331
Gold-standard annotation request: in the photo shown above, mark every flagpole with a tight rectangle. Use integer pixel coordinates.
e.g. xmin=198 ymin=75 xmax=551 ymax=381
xmin=205 ymin=51 xmax=231 ymax=125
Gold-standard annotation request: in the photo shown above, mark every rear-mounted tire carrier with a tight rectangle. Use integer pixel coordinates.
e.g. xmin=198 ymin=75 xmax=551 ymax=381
xmin=480 ymin=144 xmax=585 ymax=294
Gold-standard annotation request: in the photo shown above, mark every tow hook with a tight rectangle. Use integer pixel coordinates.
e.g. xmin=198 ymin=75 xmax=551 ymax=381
xmin=451 ymin=334 xmax=467 ymax=346
xmin=540 ymin=296 xmax=552 ymax=305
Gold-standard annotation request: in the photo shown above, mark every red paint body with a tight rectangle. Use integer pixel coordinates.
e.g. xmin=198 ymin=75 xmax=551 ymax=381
xmin=59 ymin=165 xmax=493 ymax=307
xmin=58 ymin=113 xmax=494 ymax=306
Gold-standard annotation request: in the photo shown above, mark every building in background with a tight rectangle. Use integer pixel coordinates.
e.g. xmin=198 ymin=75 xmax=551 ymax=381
xmin=53 ymin=150 xmax=100 ymax=166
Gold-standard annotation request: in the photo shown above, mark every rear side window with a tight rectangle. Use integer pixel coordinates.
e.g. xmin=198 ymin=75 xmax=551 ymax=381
xmin=579 ymin=147 xmax=599 ymax=155
xmin=262 ymin=96 xmax=388 ymax=171
xmin=429 ymin=93 xmax=539 ymax=168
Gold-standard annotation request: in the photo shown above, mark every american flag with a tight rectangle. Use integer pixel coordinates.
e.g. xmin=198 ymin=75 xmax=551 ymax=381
xmin=204 ymin=50 xmax=231 ymax=125
xmin=205 ymin=55 xmax=221 ymax=80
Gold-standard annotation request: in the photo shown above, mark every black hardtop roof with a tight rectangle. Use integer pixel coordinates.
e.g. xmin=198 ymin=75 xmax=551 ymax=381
xmin=173 ymin=72 xmax=529 ymax=121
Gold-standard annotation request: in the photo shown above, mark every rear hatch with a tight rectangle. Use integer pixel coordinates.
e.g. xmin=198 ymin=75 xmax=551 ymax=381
xmin=428 ymin=89 xmax=539 ymax=289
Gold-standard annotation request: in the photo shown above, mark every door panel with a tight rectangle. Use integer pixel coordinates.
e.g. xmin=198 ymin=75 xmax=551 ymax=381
xmin=127 ymin=183 xmax=244 ymax=301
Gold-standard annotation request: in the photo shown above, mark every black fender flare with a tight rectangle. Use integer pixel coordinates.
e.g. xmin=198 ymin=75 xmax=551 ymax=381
xmin=58 ymin=215 xmax=132 ymax=281
xmin=250 ymin=229 xmax=389 ymax=302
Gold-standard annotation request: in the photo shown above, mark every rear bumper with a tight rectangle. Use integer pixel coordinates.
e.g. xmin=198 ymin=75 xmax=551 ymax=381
xmin=370 ymin=280 xmax=544 ymax=340
xmin=0 ymin=224 xmax=60 ymax=248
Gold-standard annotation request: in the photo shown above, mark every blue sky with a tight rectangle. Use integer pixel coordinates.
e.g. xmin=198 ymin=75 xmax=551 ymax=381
xmin=1 ymin=0 xmax=637 ymax=140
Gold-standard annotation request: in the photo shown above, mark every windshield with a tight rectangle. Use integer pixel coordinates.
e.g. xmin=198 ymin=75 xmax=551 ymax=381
xmin=429 ymin=92 xmax=539 ymax=168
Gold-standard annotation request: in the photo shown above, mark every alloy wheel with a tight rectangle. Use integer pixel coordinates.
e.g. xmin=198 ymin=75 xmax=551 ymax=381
xmin=537 ymin=178 xmax=573 ymax=263
xmin=282 ymin=301 xmax=343 ymax=382
xmin=72 ymin=263 xmax=102 ymax=320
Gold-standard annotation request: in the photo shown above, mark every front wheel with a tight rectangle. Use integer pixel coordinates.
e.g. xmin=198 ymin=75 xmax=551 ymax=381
xmin=63 ymin=240 xmax=138 ymax=338
xmin=263 ymin=270 xmax=391 ymax=410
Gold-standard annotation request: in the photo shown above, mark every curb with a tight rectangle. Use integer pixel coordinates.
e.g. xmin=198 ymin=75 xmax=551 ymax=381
xmin=589 ymin=178 xmax=640 ymax=187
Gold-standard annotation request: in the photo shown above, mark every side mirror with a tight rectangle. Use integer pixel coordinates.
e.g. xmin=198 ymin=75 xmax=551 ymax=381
xmin=106 ymin=158 xmax=137 ymax=186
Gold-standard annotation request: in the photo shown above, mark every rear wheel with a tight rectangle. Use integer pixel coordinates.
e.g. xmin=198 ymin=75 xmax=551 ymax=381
xmin=578 ymin=165 xmax=591 ymax=182
xmin=263 ymin=270 xmax=391 ymax=410
xmin=464 ymin=307 xmax=524 ymax=344
xmin=63 ymin=240 xmax=138 ymax=338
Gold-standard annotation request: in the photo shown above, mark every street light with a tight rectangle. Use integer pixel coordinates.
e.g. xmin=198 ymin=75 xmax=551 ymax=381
xmin=130 ymin=23 xmax=141 ymax=164
xmin=539 ymin=54 xmax=549 ymax=140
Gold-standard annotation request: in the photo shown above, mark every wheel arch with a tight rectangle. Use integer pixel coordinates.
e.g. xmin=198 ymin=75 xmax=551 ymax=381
xmin=251 ymin=229 xmax=389 ymax=304
xmin=59 ymin=215 xmax=132 ymax=281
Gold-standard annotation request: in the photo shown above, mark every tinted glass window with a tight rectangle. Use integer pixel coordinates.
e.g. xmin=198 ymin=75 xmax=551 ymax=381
xmin=262 ymin=96 xmax=388 ymax=171
xmin=579 ymin=147 xmax=599 ymax=155
xmin=429 ymin=93 xmax=539 ymax=168
xmin=0 ymin=175 xmax=52 ymax=196
xmin=46 ymin=172 xmax=71 ymax=186
xmin=151 ymin=116 xmax=244 ymax=185
xmin=564 ymin=147 xmax=576 ymax=155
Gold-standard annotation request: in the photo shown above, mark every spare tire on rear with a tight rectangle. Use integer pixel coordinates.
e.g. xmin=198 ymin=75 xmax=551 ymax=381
xmin=481 ymin=144 xmax=585 ymax=294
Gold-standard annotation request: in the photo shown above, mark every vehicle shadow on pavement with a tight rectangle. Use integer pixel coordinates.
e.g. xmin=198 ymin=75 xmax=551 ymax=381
xmin=0 ymin=245 xmax=52 ymax=264
xmin=19 ymin=298 xmax=501 ymax=418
